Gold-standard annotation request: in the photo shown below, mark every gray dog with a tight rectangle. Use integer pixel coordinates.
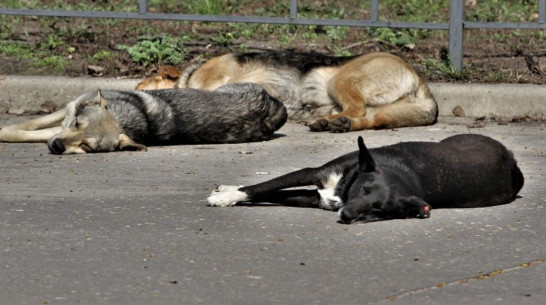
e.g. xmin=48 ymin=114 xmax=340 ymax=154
xmin=0 ymin=83 xmax=287 ymax=154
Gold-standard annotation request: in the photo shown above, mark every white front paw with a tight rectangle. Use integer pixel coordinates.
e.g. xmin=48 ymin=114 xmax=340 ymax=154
xmin=207 ymin=185 xmax=248 ymax=207
xmin=217 ymin=185 xmax=242 ymax=192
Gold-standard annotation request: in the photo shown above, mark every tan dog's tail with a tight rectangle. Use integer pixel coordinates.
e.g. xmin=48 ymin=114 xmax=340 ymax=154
xmin=177 ymin=62 xmax=204 ymax=88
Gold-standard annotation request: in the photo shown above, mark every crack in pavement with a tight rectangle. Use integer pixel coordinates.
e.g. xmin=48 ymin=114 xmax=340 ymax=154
xmin=370 ymin=258 xmax=546 ymax=304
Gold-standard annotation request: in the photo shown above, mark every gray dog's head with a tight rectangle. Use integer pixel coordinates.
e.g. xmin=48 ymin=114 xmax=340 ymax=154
xmin=47 ymin=90 xmax=147 ymax=154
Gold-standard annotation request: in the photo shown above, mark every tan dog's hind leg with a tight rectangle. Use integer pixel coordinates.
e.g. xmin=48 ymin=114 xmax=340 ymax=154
xmin=309 ymin=53 xmax=438 ymax=133
xmin=0 ymin=109 xmax=65 ymax=142
xmin=329 ymin=95 xmax=437 ymax=132
xmin=309 ymin=76 xmax=369 ymax=132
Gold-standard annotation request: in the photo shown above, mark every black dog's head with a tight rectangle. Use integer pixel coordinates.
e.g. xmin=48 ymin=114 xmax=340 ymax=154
xmin=339 ymin=137 xmax=390 ymax=224
xmin=339 ymin=137 xmax=431 ymax=224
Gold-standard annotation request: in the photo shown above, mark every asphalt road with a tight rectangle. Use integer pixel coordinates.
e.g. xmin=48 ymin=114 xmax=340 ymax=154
xmin=1 ymin=117 xmax=545 ymax=305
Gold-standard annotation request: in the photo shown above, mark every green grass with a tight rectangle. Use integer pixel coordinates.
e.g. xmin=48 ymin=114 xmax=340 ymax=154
xmin=0 ymin=0 xmax=542 ymax=81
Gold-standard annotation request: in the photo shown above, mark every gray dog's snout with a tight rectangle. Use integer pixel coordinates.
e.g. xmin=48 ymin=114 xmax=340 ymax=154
xmin=48 ymin=138 xmax=65 ymax=154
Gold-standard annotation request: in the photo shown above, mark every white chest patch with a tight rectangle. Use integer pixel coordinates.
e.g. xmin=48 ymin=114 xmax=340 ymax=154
xmin=317 ymin=173 xmax=344 ymax=210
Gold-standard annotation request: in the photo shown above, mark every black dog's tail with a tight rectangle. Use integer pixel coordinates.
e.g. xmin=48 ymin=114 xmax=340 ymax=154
xmin=511 ymin=162 xmax=524 ymax=198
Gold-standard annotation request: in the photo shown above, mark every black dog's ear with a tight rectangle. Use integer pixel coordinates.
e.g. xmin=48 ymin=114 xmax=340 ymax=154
xmin=358 ymin=136 xmax=376 ymax=172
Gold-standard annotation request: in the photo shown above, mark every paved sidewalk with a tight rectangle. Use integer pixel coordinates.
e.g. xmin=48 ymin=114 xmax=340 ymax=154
xmin=1 ymin=117 xmax=544 ymax=305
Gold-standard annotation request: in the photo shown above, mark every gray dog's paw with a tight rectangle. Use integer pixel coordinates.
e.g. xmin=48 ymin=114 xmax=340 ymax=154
xmin=207 ymin=185 xmax=247 ymax=207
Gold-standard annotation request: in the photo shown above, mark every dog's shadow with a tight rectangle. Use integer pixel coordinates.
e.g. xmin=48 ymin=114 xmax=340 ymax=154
xmin=236 ymin=202 xmax=316 ymax=209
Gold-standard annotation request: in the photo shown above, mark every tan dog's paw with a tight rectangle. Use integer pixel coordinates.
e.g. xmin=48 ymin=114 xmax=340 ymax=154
xmin=329 ymin=116 xmax=352 ymax=133
xmin=308 ymin=119 xmax=329 ymax=132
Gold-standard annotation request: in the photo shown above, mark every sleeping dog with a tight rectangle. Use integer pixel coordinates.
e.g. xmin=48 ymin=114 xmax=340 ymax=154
xmin=0 ymin=83 xmax=287 ymax=154
xmin=136 ymin=50 xmax=438 ymax=132
xmin=207 ymin=134 xmax=524 ymax=223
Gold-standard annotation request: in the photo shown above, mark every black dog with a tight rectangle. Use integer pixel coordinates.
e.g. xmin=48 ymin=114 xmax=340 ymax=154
xmin=207 ymin=134 xmax=524 ymax=223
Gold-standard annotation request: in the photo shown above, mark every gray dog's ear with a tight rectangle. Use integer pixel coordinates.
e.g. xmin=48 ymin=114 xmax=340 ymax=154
xmin=358 ymin=136 xmax=376 ymax=172
xmin=118 ymin=134 xmax=147 ymax=152
xmin=96 ymin=90 xmax=109 ymax=109
xmin=74 ymin=90 xmax=109 ymax=114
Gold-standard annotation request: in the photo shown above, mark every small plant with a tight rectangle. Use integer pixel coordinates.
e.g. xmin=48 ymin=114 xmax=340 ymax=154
xmin=237 ymin=43 xmax=249 ymax=53
xmin=423 ymin=58 xmax=467 ymax=81
xmin=280 ymin=33 xmax=291 ymax=45
xmin=0 ymin=41 xmax=30 ymax=57
xmin=334 ymin=49 xmax=353 ymax=57
xmin=46 ymin=34 xmax=66 ymax=50
xmin=31 ymin=55 xmax=70 ymax=72
xmin=211 ymin=32 xmax=235 ymax=47
xmin=117 ymin=36 xmax=189 ymax=66
xmin=326 ymin=26 xmax=349 ymax=41
xmin=92 ymin=50 xmax=115 ymax=61
xmin=370 ymin=28 xmax=417 ymax=47
xmin=183 ymin=0 xmax=234 ymax=15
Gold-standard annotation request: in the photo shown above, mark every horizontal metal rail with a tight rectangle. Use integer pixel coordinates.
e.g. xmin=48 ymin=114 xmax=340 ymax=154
xmin=0 ymin=8 xmax=449 ymax=29
xmin=1 ymin=0 xmax=545 ymax=72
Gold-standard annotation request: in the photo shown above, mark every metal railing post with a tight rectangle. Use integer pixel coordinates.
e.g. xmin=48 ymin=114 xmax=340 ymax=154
xmin=371 ymin=0 xmax=379 ymax=22
xmin=139 ymin=0 xmax=148 ymax=14
xmin=290 ymin=0 xmax=298 ymax=20
xmin=449 ymin=0 xmax=465 ymax=72
xmin=538 ymin=0 xmax=546 ymax=23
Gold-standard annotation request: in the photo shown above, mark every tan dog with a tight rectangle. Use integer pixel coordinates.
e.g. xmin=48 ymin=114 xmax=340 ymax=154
xmin=136 ymin=51 xmax=438 ymax=132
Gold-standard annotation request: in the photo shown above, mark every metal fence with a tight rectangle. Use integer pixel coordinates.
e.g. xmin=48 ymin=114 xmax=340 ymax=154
xmin=1 ymin=0 xmax=545 ymax=71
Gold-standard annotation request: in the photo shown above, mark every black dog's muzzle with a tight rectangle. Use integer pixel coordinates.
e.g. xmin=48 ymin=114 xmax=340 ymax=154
xmin=338 ymin=207 xmax=357 ymax=224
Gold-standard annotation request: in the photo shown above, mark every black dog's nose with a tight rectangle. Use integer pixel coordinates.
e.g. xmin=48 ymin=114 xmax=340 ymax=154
xmin=338 ymin=208 xmax=356 ymax=224
xmin=48 ymin=138 xmax=65 ymax=154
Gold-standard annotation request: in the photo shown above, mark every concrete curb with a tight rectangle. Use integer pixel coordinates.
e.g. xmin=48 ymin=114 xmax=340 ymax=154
xmin=429 ymin=83 xmax=545 ymax=120
xmin=0 ymin=75 xmax=544 ymax=120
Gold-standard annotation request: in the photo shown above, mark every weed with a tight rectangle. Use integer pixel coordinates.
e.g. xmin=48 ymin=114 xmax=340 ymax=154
xmin=0 ymin=41 xmax=31 ymax=57
xmin=423 ymin=58 xmax=467 ymax=80
xmin=47 ymin=34 xmax=66 ymax=50
xmin=238 ymin=43 xmax=249 ymax=53
xmin=467 ymin=0 xmax=535 ymax=22
xmin=211 ymin=32 xmax=235 ymax=47
xmin=117 ymin=36 xmax=189 ymax=66
xmin=31 ymin=55 xmax=70 ymax=72
xmin=326 ymin=27 xmax=349 ymax=41
xmin=92 ymin=50 xmax=115 ymax=61
xmin=334 ymin=49 xmax=353 ymax=57
xmin=370 ymin=28 xmax=417 ymax=47
xmin=182 ymin=0 xmax=235 ymax=15
xmin=380 ymin=0 xmax=449 ymax=22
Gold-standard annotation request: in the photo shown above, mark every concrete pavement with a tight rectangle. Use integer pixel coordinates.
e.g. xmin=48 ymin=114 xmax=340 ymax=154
xmin=0 ymin=115 xmax=545 ymax=304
